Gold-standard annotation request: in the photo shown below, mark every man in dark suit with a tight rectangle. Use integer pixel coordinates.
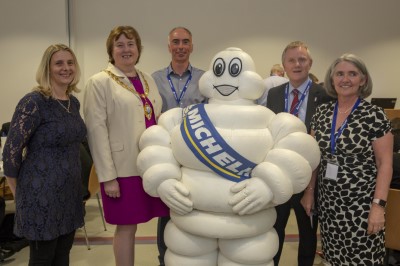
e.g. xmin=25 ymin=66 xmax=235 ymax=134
xmin=266 ymin=41 xmax=331 ymax=266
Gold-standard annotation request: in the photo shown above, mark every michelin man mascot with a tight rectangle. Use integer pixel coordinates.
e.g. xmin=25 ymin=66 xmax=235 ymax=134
xmin=137 ymin=47 xmax=320 ymax=266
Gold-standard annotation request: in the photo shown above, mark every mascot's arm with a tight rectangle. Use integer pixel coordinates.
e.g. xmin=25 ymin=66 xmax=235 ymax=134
xmin=229 ymin=149 xmax=310 ymax=214
xmin=250 ymin=113 xmax=320 ymax=206
xmin=137 ymin=110 xmax=193 ymax=215
xmin=230 ymin=113 xmax=320 ymax=213
xmin=267 ymin=131 xmax=320 ymax=191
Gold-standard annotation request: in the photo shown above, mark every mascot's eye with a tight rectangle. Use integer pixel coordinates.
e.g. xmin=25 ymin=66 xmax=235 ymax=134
xmin=229 ymin=57 xmax=242 ymax=77
xmin=213 ymin=58 xmax=225 ymax=77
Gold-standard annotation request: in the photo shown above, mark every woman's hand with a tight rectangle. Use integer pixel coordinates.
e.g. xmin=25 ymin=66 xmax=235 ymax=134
xmin=367 ymin=204 xmax=385 ymax=235
xmin=103 ymin=179 xmax=120 ymax=198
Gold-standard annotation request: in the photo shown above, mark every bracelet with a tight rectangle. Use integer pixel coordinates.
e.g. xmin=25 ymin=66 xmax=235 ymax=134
xmin=305 ymin=187 xmax=314 ymax=190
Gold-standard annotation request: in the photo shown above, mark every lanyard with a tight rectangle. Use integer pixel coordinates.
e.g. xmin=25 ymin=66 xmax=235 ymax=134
xmin=284 ymin=80 xmax=311 ymax=115
xmin=330 ymin=98 xmax=361 ymax=155
xmin=167 ymin=68 xmax=192 ymax=105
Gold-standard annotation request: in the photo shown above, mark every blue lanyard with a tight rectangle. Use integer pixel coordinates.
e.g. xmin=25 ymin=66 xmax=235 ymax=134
xmin=330 ymin=98 xmax=361 ymax=155
xmin=167 ymin=69 xmax=192 ymax=105
xmin=284 ymin=80 xmax=311 ymax=115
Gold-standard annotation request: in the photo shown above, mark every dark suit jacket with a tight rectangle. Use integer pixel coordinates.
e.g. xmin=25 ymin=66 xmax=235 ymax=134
xmin=266 ymin=82 xmax=332 ymax=133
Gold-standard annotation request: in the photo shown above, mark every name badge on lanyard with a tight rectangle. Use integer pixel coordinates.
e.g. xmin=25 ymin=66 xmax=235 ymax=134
xmin=325 ymin=98 xmax=361 ymax=181
xmin=167 ymin=68 xmax=192 ymax=105
xmin=325 ymin=156 xmax=339 ymax=181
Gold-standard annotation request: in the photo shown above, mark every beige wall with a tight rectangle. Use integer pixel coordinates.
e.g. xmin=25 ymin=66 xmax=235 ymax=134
xmin=1 ymin=0 xmax=400 ymax=124
xmin=0 ymin=0 xmax=68 ymax=124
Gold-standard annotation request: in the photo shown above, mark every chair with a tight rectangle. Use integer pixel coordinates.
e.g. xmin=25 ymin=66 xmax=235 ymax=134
xmin=79 ymin=144 xmax=107 ymax=250
xmin=87 ymin=165 xmax=107 ymax=232
xmin=81 ymin=165 xmax=107 ymax=250
xmin=384 ymin=188 xmax=400 ymax=265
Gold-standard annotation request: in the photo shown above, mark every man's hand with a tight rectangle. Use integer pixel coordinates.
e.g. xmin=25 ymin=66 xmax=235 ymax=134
xmin=300 ymin=188 xmax=315 ymax=216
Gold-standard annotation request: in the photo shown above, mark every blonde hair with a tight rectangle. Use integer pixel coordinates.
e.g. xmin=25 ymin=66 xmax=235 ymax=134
xmin=34 ymin=44 xmax=81 ymax=97
xmin=281 ymin=41 xmax=312 ymax=63
xmin=270 ymin=64 xmax=285 ymax=76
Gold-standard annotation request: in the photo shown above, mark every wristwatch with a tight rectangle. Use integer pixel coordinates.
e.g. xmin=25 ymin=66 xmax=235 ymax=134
xmin=372 ymin=198 xmax=387 ymax=208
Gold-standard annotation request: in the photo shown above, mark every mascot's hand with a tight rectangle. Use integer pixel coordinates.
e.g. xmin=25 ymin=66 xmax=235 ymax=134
xmin=157 ymin=179 xmax=193 ymax=215
xmin=229 ymin=177 xmax=273 ymax=215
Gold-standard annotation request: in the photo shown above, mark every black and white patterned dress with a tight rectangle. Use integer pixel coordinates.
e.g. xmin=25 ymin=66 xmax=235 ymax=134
xmin=311 ymin=99 xmax=391 ymax=265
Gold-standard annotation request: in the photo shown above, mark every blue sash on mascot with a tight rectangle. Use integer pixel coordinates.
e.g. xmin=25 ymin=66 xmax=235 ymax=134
xmin=181 ymin=104 xmax=256 ymax=182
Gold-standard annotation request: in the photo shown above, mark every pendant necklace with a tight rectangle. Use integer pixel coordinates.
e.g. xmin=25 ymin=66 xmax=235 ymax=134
xmin=55 ymin=96 xmax=71 ymax=113
xmin=104 ymin=69 xmax=152 ymax=120
xmin=337 ymin=106 xmax=352 ymax=114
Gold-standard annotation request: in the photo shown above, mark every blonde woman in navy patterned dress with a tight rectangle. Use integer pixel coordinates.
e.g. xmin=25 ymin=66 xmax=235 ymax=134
xmin=302 ymin=54 xmax=393 ymax=265
xmin=3 ymin=44 xmax=86 ymax=265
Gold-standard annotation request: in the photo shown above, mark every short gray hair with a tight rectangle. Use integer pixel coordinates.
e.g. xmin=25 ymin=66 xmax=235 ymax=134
xmin=324 ymin=53 xmax=372 ymax=99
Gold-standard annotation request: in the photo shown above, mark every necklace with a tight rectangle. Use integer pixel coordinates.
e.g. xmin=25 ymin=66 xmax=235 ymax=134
xmin=338 ymin=107 xmax=352 ymax=114
xmin=338 ymin=105 xmax=353 ymax=114
xmin=104 ymin=69 xmax=152 ymax=120
xmin=104 ymin=70 xmax=149 ymax=99
xmin=55 ymin=97 xmax=71 ymax=113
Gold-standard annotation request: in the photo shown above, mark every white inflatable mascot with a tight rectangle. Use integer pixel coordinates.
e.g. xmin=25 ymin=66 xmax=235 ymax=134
xmin=137 ymin=47 xmax=320 ymax=266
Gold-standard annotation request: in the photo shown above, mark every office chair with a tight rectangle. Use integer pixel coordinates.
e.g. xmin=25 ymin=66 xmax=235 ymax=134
xmin=79 ymin=144 xmax=107 ymax=250
xmin=79 ymin=143 xmax=92 ymax=249
xmin=81 ymin=165 xmax=108 ymax=250
xmin=87 ymin=165 xmax=107 ymax=232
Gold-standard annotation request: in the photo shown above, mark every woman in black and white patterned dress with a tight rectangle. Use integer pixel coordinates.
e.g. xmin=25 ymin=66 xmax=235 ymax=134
xmin=303 ymin=54 xmax=393 ymax=265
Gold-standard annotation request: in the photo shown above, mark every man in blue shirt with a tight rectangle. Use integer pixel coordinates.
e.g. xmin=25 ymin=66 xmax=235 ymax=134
xmin=152 ymin=27 xmax=206 ymax=113
xmin=151 ymin=26 xmax=206 ymax=266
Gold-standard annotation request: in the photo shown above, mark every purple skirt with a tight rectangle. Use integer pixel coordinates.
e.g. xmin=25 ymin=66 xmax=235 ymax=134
xmin=100 ymin=176 xmax=169 ymax=225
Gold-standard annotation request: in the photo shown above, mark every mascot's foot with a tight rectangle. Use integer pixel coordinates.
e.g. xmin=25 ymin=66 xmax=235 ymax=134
xmin=164 ymin=250 xmax=274 ymax=266
xmin=165 ymin=249 xmax=218 ymax=266
xmin=218 ymin=230 xmax=278 ymax=265
xmin=218 ymin=253 xmax=274 ymax=266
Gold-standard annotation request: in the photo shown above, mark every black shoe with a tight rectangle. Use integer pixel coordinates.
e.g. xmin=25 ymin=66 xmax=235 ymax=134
xmin=1 ymin=239 xmax=29 ymax=252
xmin=0 ymin=248 xmax=15 ymax=262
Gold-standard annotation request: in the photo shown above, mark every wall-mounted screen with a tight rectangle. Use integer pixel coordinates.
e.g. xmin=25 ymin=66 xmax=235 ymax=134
xmin=370 ymin=98 xmax=397 ymax=109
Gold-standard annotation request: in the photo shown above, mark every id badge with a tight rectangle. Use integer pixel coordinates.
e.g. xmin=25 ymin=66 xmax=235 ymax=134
xmin=325 ymin=158 xmax=339 ymax=181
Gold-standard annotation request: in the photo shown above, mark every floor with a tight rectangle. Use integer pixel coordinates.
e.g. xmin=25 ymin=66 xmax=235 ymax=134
xmin=2 ymin=196 xmax=325 ymax=266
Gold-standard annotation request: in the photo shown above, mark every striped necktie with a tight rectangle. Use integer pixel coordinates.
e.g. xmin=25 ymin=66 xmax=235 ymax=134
xmin=290 ymin=89 xmax=299 ymax=116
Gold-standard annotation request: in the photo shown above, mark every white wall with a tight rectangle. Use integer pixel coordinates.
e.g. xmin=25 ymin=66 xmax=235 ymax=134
xmin=1 ymin=0 xmax=400 ymax=124
xmin=0 ymin=0 xmax=69 ymax=124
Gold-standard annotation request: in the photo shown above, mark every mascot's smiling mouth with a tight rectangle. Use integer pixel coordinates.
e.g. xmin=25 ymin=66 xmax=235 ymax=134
xmin=214 ymin=85 xmax=238 ymax=96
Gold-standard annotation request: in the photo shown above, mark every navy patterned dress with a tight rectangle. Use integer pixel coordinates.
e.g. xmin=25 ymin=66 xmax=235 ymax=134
xmin=3 ymin=91 xmax=86 ymax=241
xmin=311 ymin=99 xmax=391 ymax=265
